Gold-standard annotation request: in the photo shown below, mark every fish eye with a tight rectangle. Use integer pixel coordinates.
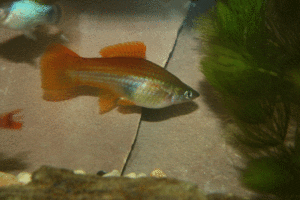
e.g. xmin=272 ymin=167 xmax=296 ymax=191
xmin=184 ymin=90 xmax=193 ymax=99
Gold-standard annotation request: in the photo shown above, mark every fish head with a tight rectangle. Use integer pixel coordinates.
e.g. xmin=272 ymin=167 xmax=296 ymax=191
xmin=131 ymin=81 xmax=199 ymax=109
xmin=169 ymin=84 xmax=199 ymax=105
xmin=0 ymin=1 xmax=13 ymax=24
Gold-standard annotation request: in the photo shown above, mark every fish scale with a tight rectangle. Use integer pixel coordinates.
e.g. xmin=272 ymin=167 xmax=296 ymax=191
xmin=67 ymin=69 xmax=172 ymax=108
xmin=68 ymin=70 xmax=144 ymax=95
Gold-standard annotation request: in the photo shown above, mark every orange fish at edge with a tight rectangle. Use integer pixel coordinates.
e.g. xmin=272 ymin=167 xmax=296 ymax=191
xmin=0 ymin=109 xmax=23 ymax=130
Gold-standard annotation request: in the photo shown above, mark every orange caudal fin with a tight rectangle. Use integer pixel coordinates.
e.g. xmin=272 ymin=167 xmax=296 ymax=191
xmin=0 ymin=109 xmax=23 ymax=130
xmin=40 ymin=43 xmax=81 ymax=101
xmin=100 ymin=41 xmax=146 ymax=58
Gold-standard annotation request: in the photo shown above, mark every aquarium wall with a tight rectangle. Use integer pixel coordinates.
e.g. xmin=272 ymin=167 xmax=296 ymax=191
xmin=0 ymin=0 xmax=267 ymax=199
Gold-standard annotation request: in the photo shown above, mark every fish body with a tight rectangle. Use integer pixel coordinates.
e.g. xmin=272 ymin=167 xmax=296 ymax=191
xmin=0 ymin=0 xmax=61 ymax=39
xmin=40 ymin=42 xmax=199 ymax=113
xmin=0 ymin=109 xmax=23 ymax=130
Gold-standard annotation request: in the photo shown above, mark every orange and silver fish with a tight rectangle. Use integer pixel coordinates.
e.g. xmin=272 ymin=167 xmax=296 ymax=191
xmin=0 ymin=109 xmax=23 ymax=130
xmin=40 ymin=41 xmax=199 ymax=113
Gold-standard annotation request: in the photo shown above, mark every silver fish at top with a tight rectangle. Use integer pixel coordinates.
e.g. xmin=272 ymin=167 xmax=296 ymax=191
xmin=0 ymin=0 xmax=61 ymax=39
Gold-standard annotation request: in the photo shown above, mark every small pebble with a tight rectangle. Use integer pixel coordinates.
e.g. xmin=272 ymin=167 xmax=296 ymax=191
xmin=0 ymin=172 xmax=22 ymax=186
xmin=136 ymin=173 xmax=147 ymax=178
xmin=17 ymin=172 xmax=32 ymax=184
xmin=102 ymin=170 xmax=121 ymax=177
xmin=124 ymin=172 xmax=137 ymax=178
xmin=150 ymin=168 xmax=167 ymax=178
xmin=73 ymin=170 xmax=86 ymax=175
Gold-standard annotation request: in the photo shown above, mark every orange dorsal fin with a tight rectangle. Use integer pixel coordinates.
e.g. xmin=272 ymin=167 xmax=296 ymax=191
xmin=100 ymin=41 xmax=146 ymax=58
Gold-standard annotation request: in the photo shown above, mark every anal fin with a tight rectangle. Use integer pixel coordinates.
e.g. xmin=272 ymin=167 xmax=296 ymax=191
xmin=98 ymin=89 xmax=120 ymax=114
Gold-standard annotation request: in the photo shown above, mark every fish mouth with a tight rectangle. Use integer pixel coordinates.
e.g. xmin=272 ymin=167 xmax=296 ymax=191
xmin=193 ymin=90 xmax=200 ymax=99
xmin=188 ymin=88 xmax=199 ymax=100
xmin=48 ymin=4 xmax=62 ymax=24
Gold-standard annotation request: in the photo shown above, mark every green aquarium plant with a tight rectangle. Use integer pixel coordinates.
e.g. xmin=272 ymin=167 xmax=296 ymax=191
xmin=197 ymin=0 xmax=300 ymax=198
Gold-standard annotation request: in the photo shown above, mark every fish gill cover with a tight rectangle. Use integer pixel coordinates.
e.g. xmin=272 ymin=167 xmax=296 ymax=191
xmin=197 ymin=0 xmax=300 ymax=198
